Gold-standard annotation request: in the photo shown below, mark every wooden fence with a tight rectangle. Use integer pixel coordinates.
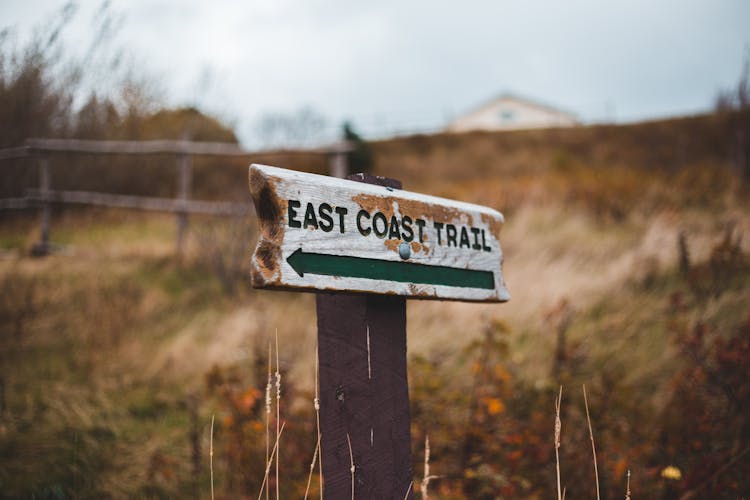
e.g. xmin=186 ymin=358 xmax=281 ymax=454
xmin=0 ymin=138 xmax=351 ymax=255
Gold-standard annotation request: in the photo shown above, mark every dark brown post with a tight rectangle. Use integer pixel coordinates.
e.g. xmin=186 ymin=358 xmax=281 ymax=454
xmin=32 ymin=155 xmax=51 ymax=256
xmin=176 ymin=151 xmax=192 ymax=256
xmin=316 ymin=173 xmax=414 ymax=500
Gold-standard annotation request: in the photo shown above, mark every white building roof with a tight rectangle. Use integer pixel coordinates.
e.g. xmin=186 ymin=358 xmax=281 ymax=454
xmin=447 ymin=93 xmax=579 ymax=132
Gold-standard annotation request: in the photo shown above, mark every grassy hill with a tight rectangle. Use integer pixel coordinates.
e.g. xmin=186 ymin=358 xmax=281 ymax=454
xmin=1 ymin=113 xmax=749 ymax=498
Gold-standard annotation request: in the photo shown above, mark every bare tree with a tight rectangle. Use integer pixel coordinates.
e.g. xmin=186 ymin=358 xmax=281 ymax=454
xmin=715 ymin=48 xmax=750 ymax=181
xmin=0 ymin=1 xmax=162 ymax=146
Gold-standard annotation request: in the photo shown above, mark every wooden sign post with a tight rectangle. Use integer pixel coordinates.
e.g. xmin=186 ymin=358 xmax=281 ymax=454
xmin=248 ymin=164 xmax=508 ymax=498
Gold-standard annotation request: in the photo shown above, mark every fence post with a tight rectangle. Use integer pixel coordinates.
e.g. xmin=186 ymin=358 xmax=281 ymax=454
xmin=176 ymin=151 xmax=192 ymax=256
xmin=329 ymin=146 xmax=348 ymax=178
xmin=32 ymin=155 xmax=51 ymax=256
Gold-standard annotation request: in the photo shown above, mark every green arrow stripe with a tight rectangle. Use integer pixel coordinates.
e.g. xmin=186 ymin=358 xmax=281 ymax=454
xmin=287 ymin=248 xmax=494 ymax=290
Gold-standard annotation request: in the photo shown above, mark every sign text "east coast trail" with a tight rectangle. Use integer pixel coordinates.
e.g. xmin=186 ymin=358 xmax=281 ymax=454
xmin=248 ymin=164 xmax=509 ymax=302
xmin=286 ymin=199 xmax=494 ymax=252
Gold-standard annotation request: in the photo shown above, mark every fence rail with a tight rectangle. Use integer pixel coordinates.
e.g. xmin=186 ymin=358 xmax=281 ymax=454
xmin=1 ymin=138 xmax=352 ymax=158
xmin=0 ymin=197 xmax=31 ymax=210
xmin=0 ymin=138 xmax=351 ymax=255
xmin=25 ymin=190 xmax=253 ymax=216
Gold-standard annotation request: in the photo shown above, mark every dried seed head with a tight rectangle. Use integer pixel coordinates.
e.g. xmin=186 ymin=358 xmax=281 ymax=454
xmin=265 ymin=375 xmax=272 ymax=414
xmin=625 ymin=469 xmax=631 ymax=500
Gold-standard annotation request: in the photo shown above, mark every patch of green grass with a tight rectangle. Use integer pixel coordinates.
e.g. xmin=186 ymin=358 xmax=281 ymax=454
xmin=51 ymin=209 xmax=176 ymax=248
xmin=0 ymin=231 xmax=235 ymax=497
xmin=126 ymin=386 xmax=172 ymax=420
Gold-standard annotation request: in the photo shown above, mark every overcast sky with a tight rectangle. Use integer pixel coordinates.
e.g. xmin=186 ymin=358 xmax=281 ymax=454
xmin=2 ymin=0 xmax=749 ymax=145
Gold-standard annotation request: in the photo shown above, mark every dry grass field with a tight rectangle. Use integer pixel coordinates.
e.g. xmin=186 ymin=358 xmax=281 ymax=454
xmin=1 ymin=113 xmax=749 ymax=497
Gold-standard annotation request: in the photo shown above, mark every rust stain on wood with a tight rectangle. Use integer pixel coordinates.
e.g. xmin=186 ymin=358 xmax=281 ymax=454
xmin=249 ymin=169 xmax=283 ymax=241
xmin=352 ymin=193 xmax=477 ymax=227
xmin=410 ymin=241 xmax=428 ymax=254
xmin=249 ymin=168 xmax=284 ymax=285
xmin=384 ymin=239 xmax=400 ymax=253
xmin=351 ymin=192 xmax=397 ymax=219
xmin=480 ymin=212 xmax=504 ymax=240
xmin=383 ymin=237 xmax=430 ymax=256
xmin=255 ymin=240 xmax=280 ymax=276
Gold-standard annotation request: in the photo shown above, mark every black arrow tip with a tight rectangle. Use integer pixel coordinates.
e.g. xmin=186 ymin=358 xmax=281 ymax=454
xmin=287 ymin=248 xmax=304 ymax=277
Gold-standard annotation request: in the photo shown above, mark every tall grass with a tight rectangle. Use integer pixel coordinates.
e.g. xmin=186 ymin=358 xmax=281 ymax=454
xmin=257 ymin=423 xmax=285 ymax=500
xmin=555 ymin=386 xmax=563 ymax=500
xmin=582 ymin=384 xmax=601 ymax=500
xmin=210 ymin=414 xmax=215 ymax=500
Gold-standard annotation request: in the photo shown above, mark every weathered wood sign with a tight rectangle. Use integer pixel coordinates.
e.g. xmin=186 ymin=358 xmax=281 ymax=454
xmin=248 ymin=164 xmax=510 ymax=302
xmin=248 ymin=166 xmax=510 ymax=498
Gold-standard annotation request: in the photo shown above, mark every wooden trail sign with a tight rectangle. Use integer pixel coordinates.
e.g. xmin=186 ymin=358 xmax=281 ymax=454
xmin=248 ymin=164 xmax=509 ymax=302
xmin=248 ymin=165 xmax=509 ymax=499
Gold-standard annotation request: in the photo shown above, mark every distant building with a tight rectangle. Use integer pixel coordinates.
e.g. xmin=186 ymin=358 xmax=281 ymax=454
xmin=446 ymin=93 xmax=578 ymax=132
